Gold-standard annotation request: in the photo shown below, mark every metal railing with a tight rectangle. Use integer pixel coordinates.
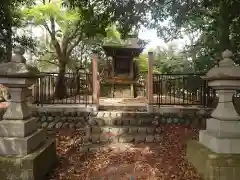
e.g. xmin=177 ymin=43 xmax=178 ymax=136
xmin=32 ymin=72 xmax=93 ymax=106
xmin=152 ymin=73 xmax=216 ymax=106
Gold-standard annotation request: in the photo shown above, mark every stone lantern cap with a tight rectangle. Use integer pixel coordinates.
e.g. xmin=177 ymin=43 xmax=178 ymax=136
xmin=0 ymin=47 xmax=41 ymax=78
xmin=203 ymin=49 xmax=240 ymax=80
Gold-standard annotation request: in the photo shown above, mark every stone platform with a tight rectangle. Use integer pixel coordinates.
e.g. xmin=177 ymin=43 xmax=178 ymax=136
xmin=186 ymin=140 xmax=240 ymax=180
xmin=0 ymin=139 xmax=57 ymax=180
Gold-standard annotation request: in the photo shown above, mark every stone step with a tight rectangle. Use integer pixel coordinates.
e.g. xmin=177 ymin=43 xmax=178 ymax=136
xmin=99 ymin=105 xmax=147 ymax=112
xmin=78 ymin=142 xmax=153 ymax=153
xmin=91 ymin=111 xmax=155 ymax=126
xmin=88 ymin=125 xmax=160 ymax=135
xmin=81 ymin=133 xmax=162 ymax=145
xmin=38 ymin=116 xmax=203 ymax=129
xmin=90 ymin=111 xmax=205 ymax=126
xmin=78 ymin=141 xmax=162 ymax=153
xmin=93 ymin=111 xmax=154 ymax=118
xmin=89 ymin=117 xmax=154 ymax=126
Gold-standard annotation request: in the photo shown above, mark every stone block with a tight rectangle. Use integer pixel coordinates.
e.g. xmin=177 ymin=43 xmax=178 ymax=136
xmin=78 ymin=146 xmax=89 ymax=153
xmin=129 ymin=127 xmax=138 ymax=133
xmin=145 ymin=135 xmax=155 ymax=143
xmin=199 ymin=130 xmax=240 ymax=154
xmin=0 ymin=118 xmax=37 ymax=137
xmin=129 ymin=119 xmax=136 ymax=125
xmin=122 ymin=119 xmax=130 ymax=125
xmin=117 ymin=127 xmax=129 ymax=135
xmin=206 ymin=118 xmax=240 ymax=135
xmin=147 ymin=127 xmax=155 ymax=134
xmin=91 ymin=135 xmax=100 ymax=143
xmin=55 ymin=122 xmax=63 ymax=128
xmin=109 ymin=127 xmax=120 ymax=135
xmin=89 ymin=147 xmax=100 ymax=153
xmin=3 ymin=102 xmax=31 ymax=120
xmin=0 ymin=129 xmax=45 ymax=156
xmin=0 ymin=138 xmax=58 ymax=180
xmin=135 ymin=135 xmax=145 ymax=143
xmin=186 ymin=140 xmax=240 ymax=180
xmin=109 ymin=136 xmax=118 ymax=143
xmin=138 ymin=127 xmax=146 ymax=133
xmin=118 ymin=135 xmax=134 ymax=143
xmin=91 ymin=127 xmax=101 ymax=133
xmin=100 ymin=135 xmax=109 ymax=143
xmin=47 ymin=122 xmax=55 ymax=128
xmin=41 ymin=122 xmax=48 ymax=128
xmin=101 ymin=127 xmax=109 ymax=133
xmin=82 ymin=136 xmax=90 ymax=143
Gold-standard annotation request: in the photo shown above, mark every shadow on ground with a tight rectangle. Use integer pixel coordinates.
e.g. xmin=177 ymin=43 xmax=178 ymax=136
xmin=45 ymin=124 xmax=203 ymax=180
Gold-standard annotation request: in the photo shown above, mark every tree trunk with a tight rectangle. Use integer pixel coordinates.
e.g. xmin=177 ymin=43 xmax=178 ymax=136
xmin=218 ymin=1 xmax=231 ymax=52
xmin=3 ymin=0 xmax=12 ymax=62
xmin=5 ymin=26 xmax=12 ymax=62
xmin=54 ymin=61 xmax=67 ymax=99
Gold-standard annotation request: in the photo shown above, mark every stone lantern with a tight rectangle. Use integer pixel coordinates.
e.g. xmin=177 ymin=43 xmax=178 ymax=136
xmin=0 ymin=47 xmax=57 ymax=180
xmin=186 ymin=50 xmax=240 ymax=180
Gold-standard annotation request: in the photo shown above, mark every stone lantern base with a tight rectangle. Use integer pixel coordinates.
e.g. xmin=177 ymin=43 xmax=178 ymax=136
xmin=186 ymin=140 xmax=240 ymax=180
xmin=0 ymin=138 xmax=57 ymax=180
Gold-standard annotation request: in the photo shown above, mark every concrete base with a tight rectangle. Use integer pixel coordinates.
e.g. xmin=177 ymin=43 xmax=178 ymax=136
xmin=0 ymin=129 xmax=45 ymax=155
xmin=186 ymin=140 xmax=240 ymax=180
xmin=0 ymin=118 xmax=37 ymax=137
xmin=0 ymin=138 xmax=58 ymax=180
xmin=199 ymin=130 xmax=240 ymax=154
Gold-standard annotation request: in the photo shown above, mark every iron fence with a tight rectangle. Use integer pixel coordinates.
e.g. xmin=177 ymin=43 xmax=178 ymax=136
xmin=152 ymin=73 xmax=216 ymax=106
xmin=32 ymin=72 xmax=92 ymax=106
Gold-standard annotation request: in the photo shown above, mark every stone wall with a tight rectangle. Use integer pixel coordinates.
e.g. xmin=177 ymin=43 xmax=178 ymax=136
xmin=30 ymin=106 xmax=212 ymax=130
xmin=32 ymin=108 xmax=91 ymax=129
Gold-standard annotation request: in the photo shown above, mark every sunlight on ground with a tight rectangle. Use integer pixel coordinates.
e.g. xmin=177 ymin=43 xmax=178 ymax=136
xmin=47 ymin=125 xmax=203 ymax=180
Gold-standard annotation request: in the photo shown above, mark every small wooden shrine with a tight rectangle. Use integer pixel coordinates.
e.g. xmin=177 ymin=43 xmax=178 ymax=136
xmin=102 ymin=37 xmax=144 ymax=98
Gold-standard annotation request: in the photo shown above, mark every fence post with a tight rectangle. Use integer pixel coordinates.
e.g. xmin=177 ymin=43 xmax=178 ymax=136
xmin=92 ymin=52 xmax=99 ymax=112
xmin=202 ymin=80 xmax=208 ymax=107
xmin=147 ymin=52 xmax=154 ymax=113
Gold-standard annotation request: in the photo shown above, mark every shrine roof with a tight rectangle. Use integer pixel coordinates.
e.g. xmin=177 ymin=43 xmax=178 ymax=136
xmin=102 ymin=45 xmax=144 ymax=57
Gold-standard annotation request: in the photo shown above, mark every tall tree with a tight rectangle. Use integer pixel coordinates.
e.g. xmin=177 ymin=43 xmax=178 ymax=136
xmin=23 ymin=0 xmax=151 ymax=98
xmin=151 ymin=0 xmax=240 ymax=70
xmin=0 ymin=0 xmax=35 ymax=62
xmin=154 ymin=44 xmax=193 ymax=74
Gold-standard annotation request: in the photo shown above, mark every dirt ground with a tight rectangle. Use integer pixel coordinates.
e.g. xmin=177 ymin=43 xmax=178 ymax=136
xmin=47 ymin=125 xmax=203 ymax=180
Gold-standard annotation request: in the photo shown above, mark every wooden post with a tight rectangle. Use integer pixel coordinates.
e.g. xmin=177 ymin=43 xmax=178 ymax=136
xmin=92 ymin=53 xmax=99 ymax=111
xmin=147 ymin=52 xmax=154 ymax=112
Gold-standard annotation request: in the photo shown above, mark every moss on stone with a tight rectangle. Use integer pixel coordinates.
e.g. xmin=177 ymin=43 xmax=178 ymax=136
xmin=186 ymin=140 xmax=240 ymax=180
xmin=0 ymin=139 xmax=58 ymax=180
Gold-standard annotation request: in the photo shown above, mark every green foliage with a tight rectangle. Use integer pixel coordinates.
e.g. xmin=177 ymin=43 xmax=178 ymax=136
xmin=66 ymin=0 xmax=151 ymax=38
xmin=153 ymin=44 xmax=194 ymax=74
xmin=23 ymin=1 xmax=80 ymax=37
xmin=151 ymin=0 xmax=240 ymax=72
xmin=22 ymin=0 xmax=150 ymax=73
xmin=137 ymin=54 xmax=148 ymax=72
xmin=0 ymin=0 xmax=36 ymax=62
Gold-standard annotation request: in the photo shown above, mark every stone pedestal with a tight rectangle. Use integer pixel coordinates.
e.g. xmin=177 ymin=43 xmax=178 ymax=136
xmin=0 ymin=48 xmax=57 ymax=180
xmin=186 ymin=50 xmax=240 ymax=180
xmin=187 ymin=140 xmax=240 ymax=180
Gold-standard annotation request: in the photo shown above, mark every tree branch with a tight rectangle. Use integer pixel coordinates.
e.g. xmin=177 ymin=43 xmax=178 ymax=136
xmin=66 ymin=34 xmax=83 ymax=56
xmin=61 ymin=22 xmax=81 ymax=54
xmin=46 ymin=16 xmax=62 ymax=59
